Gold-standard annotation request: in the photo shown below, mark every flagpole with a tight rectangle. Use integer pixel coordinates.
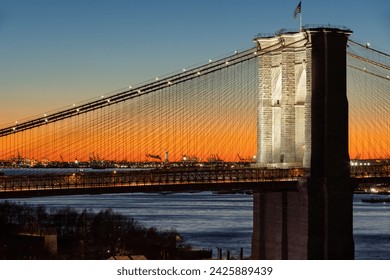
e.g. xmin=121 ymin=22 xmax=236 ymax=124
xmin=300 ymin=0 xmax=303 ymax=31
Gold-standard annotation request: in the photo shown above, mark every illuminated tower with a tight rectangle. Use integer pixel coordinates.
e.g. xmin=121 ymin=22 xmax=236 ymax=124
xmin=252 ymin=26 xmax=354 ymax=259
xmin=255 ymin=31 xmax=307 ymax=168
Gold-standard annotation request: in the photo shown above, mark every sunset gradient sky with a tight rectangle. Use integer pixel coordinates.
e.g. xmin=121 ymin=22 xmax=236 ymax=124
xmin=0 ymin=0 xmax=389 ymax=161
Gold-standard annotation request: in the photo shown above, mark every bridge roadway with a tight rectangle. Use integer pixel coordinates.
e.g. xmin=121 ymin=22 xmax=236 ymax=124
xmin=0 ymin=166 xmax=389 ymax=198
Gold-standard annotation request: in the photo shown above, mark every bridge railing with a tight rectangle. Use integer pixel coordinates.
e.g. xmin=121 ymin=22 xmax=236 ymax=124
xmin=0 ymin=166 xmax=388 ymax=195
xmin=350 ymin=165 xmax=390 ymax=178
xmin=0 ymin=168 xmax=306 ymax=193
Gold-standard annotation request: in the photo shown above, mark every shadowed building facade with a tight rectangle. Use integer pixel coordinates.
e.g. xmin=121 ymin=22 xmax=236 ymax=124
xmin=252 ymin=27 xmax=354 ymax=259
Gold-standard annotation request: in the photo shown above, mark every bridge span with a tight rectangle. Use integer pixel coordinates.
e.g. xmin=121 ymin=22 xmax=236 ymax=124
xmin=0 ymin=166 xmax=388 ymax=198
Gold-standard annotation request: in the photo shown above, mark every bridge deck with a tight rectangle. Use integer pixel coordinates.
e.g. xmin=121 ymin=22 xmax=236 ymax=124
xmin=0 ymin=167 xmax=388 ymax=198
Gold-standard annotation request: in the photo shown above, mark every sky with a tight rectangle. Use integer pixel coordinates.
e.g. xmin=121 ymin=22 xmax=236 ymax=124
xmin=0 ymin=0 xmax=389 ymax=125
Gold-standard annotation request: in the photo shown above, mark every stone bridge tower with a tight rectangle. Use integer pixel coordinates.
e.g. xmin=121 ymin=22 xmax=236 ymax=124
xmin=252 ymin=27 xmax=354 ymax=259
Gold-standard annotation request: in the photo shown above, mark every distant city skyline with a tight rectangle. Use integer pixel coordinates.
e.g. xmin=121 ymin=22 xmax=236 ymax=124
xmin=0 ymin=0 xmax=389 ymax=125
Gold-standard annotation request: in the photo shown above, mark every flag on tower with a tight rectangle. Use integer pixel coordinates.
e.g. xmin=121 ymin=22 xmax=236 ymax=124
xmin=294 ymin=0 xmax=302 ymax=19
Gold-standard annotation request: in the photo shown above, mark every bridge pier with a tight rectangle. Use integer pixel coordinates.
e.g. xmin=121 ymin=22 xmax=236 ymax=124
xmin=252 ymin=177 xmax=354 ymax=260
xmin=252 ymin=189 xmax=306 ymax=259
xmin=252 ymin=26 xmax=354 ymax=259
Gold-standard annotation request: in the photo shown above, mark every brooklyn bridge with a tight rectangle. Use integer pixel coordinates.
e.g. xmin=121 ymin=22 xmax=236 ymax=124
xmin=0 ymin=26 xmax=389 ymax=259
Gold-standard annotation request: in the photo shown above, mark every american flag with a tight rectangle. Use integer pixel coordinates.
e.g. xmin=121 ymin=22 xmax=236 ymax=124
xmin=294 ymin=1 xmax=302 ymax=19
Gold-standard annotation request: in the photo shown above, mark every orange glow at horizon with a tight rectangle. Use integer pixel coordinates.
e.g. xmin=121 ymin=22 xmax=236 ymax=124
xmin=347 ymin=59 xmax=390 ymax=160
xmin=0 ymin=61 xmax=260 ymax=163
xmin=0 ymin=116 xmax=257 ymax=163
xmin=2 ymin=103 xmax=388 ymax=162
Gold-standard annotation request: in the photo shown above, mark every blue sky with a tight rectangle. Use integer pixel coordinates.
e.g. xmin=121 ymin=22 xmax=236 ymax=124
xmin=0 ymin=0 xmax=389 ymax=124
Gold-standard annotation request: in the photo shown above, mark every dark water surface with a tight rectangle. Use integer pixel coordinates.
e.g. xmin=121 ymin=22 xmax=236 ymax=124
xmin=2 ymin=192 xmax=389 ymax=259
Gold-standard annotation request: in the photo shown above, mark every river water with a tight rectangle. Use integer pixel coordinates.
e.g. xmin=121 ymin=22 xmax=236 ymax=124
xmin=2 ymin=191 xmax=389 ymax=259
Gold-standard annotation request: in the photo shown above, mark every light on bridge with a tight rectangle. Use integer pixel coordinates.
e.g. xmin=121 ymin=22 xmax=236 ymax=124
xmin=209 ymin=59 xmax=212 ymax=63
xmin=350 ymin=161 xmax=371 ymax=166
xmin=129 ymin=86 xmax=132 ymax=89
xmin=370 ymin=187 xmax=378 ymax=193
